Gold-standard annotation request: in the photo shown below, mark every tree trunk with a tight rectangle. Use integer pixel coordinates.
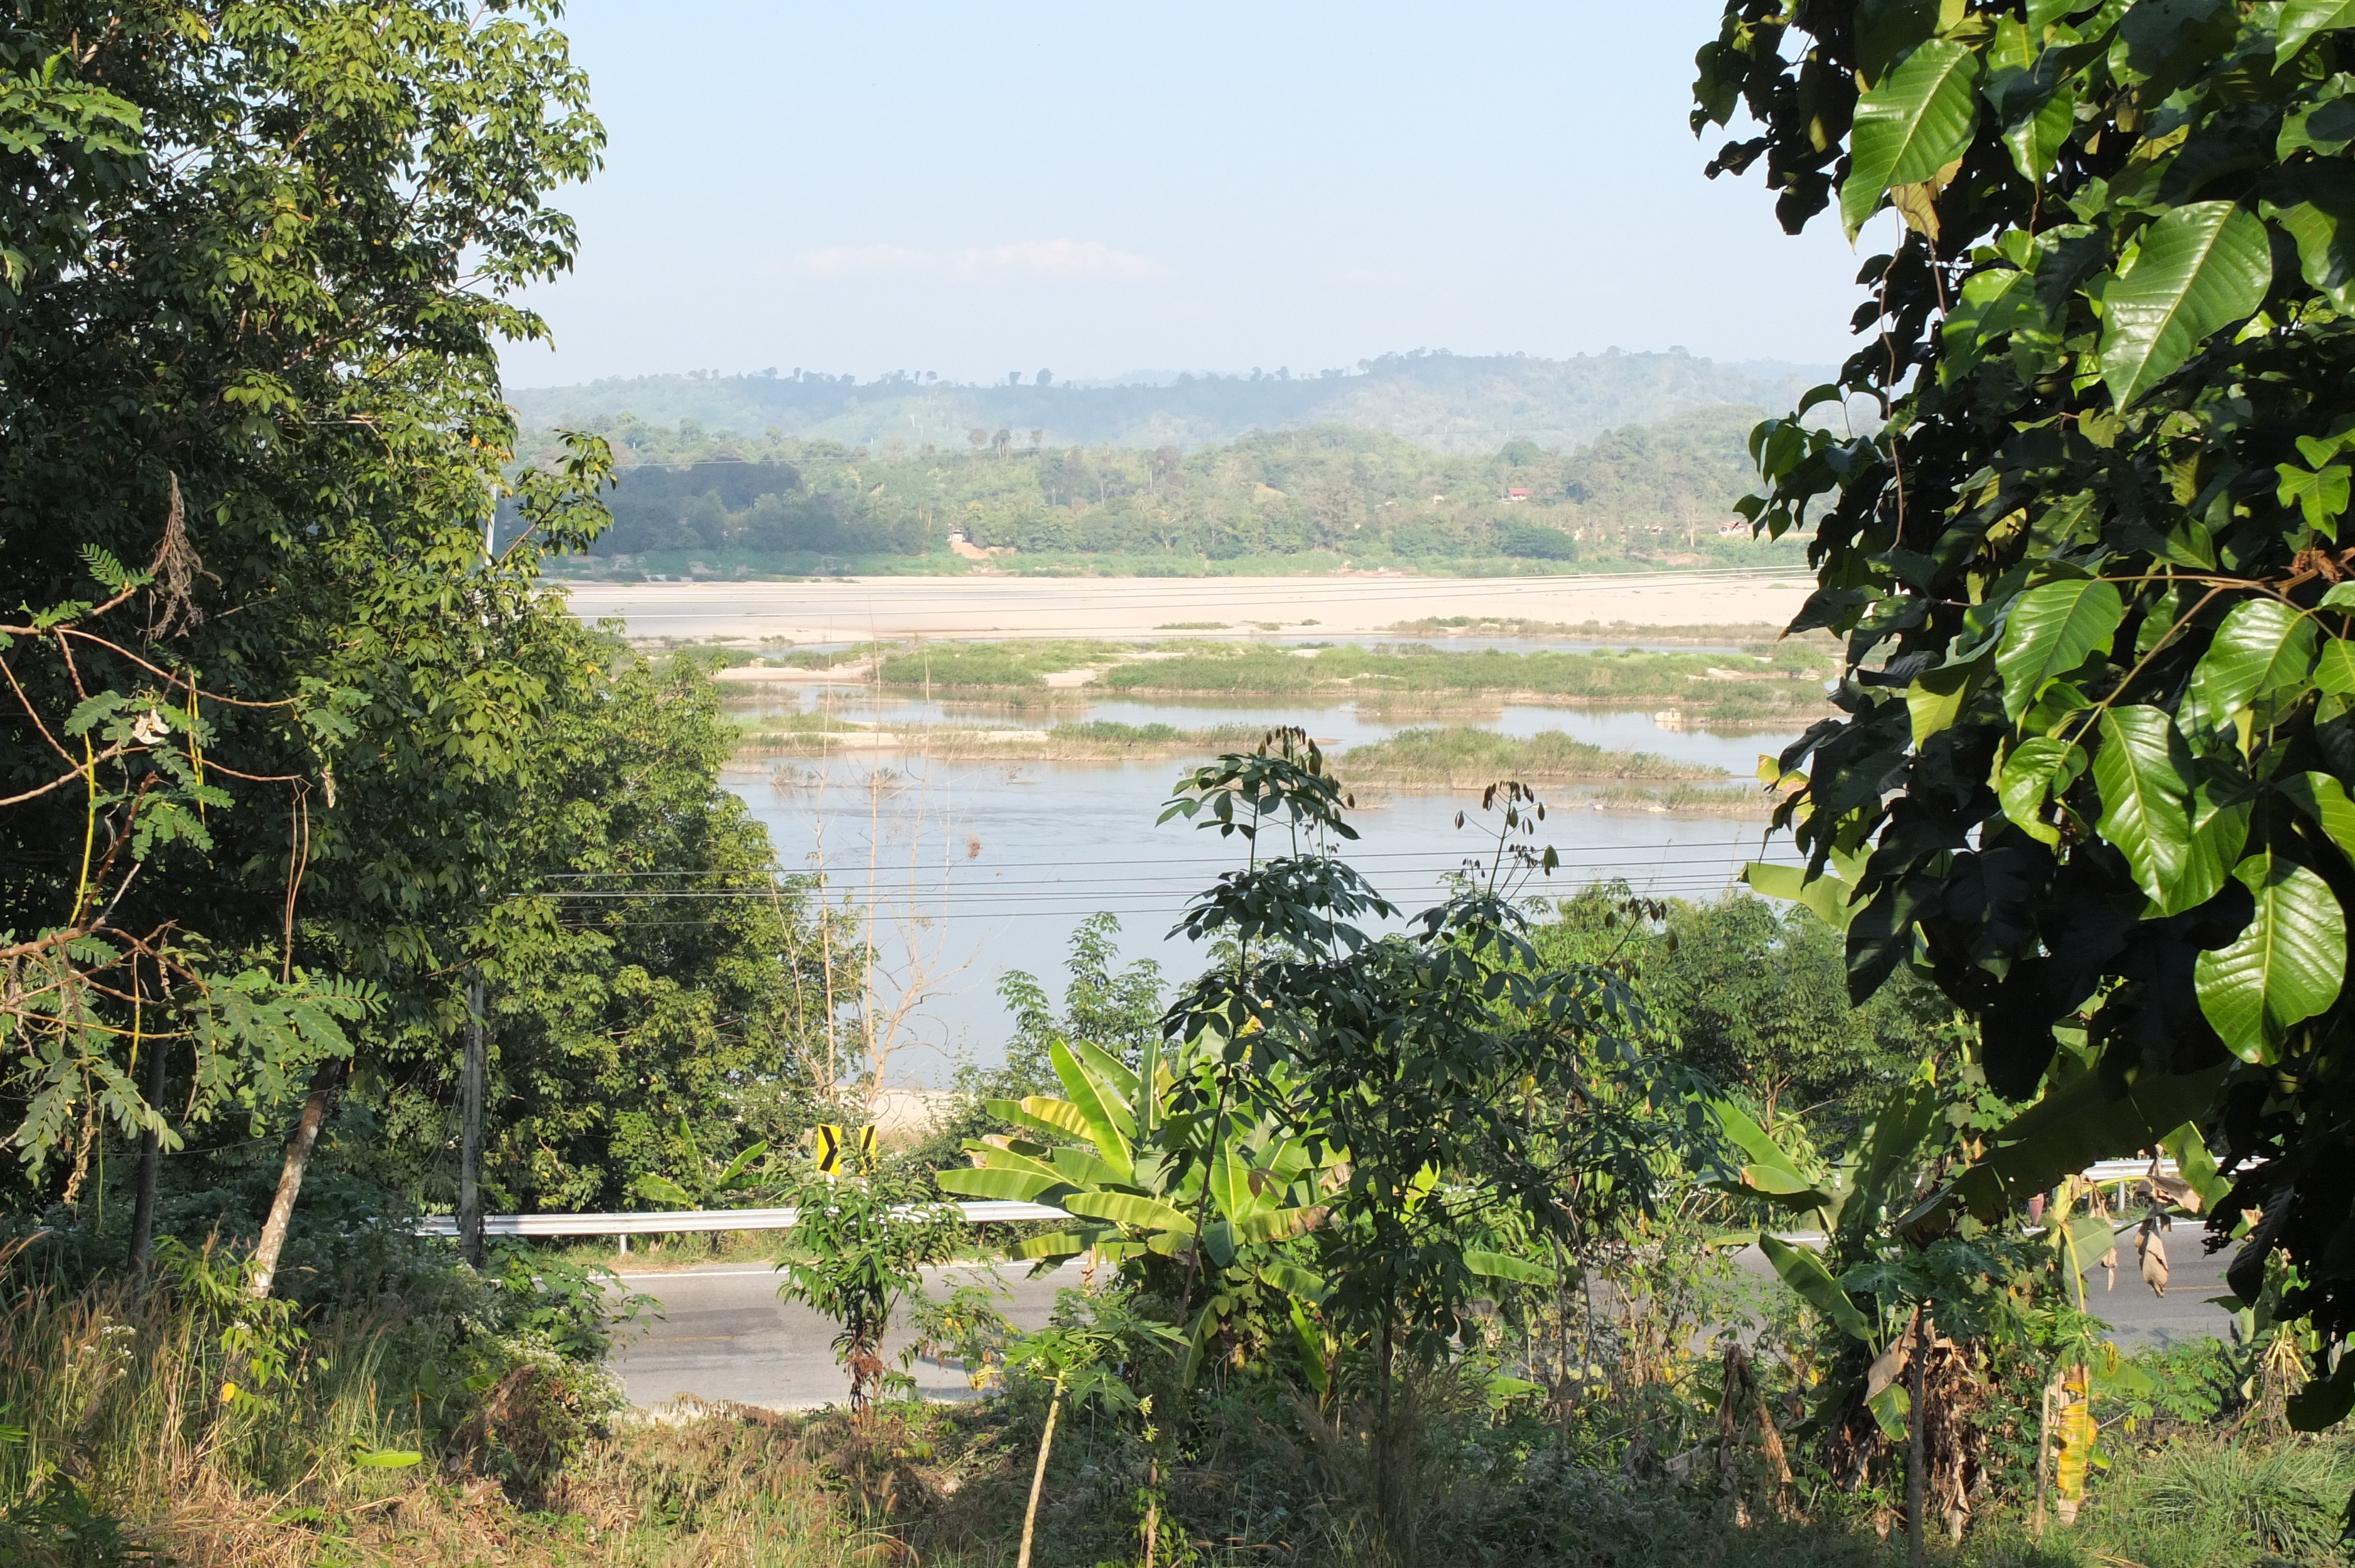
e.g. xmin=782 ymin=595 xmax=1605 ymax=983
xmin=1906 ymin=1316 xmax=1927 ymax=1568
xmin=458 ymin=974 xmax=486 ymax=1267
xmin=1017 ymin=1374 xmax=1064 ymax=1568
xmin=1372 ymin=1309 xmax=1415 ymax=1568
xmin=127 ymin=1039 xmax=167 ymax=1280
xmin=2033 ymin=1372 xmax=2055 ymax=1541
xmin=1142 ymin=1454 xmax=1160 ymax=1568
xmin=247 ymin=1060 xmax=343 ymax=1300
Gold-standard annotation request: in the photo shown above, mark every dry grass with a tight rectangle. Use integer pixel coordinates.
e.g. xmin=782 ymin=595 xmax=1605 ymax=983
xmin=0 ymin=1261 xmax=998 ymax=1568
xmin=109 ymin=1414 xmax=912 ymax=1568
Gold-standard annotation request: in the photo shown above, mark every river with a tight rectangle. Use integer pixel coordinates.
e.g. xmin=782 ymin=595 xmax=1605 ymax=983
xmin=721 ymin=685 xmax=1808 ymax=1081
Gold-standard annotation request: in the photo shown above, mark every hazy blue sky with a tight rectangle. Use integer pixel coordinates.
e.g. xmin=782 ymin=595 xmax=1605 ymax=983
xmin=502 ymin=1 xmax=1886 ymax=388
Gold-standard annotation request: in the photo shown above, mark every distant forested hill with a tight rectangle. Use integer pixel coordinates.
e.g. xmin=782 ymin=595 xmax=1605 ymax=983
xmin=505 ymin=348 xmax=1825 ymax=456
xmin=509 ymin=406 xmax=1801 ymax=577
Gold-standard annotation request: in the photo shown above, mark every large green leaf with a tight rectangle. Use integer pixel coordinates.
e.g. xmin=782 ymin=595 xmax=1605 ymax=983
xmin=1070 ymin=1038 xmax=1140 ymax=1112
xmin=2094 ymin=706 xmax=2229 ymax=914
xmin=2194 ymin=852 xmax=2347 ymax=1064
xmin=1256 ymin=1260 xmax=1329 ymax=1301
xmin=1009 ymin=1228 xmax=1102 ymax=1261
xmin=1996 ymin=578 xmax=2124 ymax=723
xmin=633 ymin=1173 xmax=696 ymax=1209
xmin=2059 ymin=1212 xmax=2118 ymax=1275
xmin=1839 ymin=40 xmax=1983 ymax=239
xmin=1905 ymin=657 xmax=1983 ymax=743
xmin=1742 ymin=859 xmax=1860 ymax=931
xmin=1050 ymin=1041 xmax=1133 ymax=1176
xmin=1060 ymin=1190 xmax=1197 ymax=1235
xmin=2005 ymin=82 xmax=2076 ymax=184
xmin=2280 ymin=770 xmax=2355 ymax=866
xmin=1922 ymin=1060 xmax=2233 ymax=1224
xmin=2097 ymin=202 xmax=2273 ymax=406
xmin=2314 ymin=637 xmax=2355 ymax=694
xmin=1210 ymin=1137 xmax=1255 ymax=1222
xmin=2267 ymin=162 xmax=2355 ymax=313
xmin=2281 ymin=0 xmax=2355 ymax=59
xmin=1047 ymin=1145 xmax=1133 ymax=1191
xmin=1233 ymin=1204 xmax=1328 ymax=1243
xmin=1711 ymin=1100 xmax=1835 ymax=1208
xmin=1855 ymin=0 xmax=1941 ymax=85
xmin=712 ymin=1140 xmax=771 ymax=1191
xmin=1464 ymin=1249 xmax=1557 ymax=1286
xmin=934 ymin=1165 xmax=1063 ymax=1202
xmin=1758 ymin=1235 xmax=1873 ymax=1340
xmin=1999 ymin=736 xmax=2084 ymax=846
xmin=2187 ymin=599 xmax=2317 ymax=732
xmin=984 ymin=1095 xmax=1092 ymax=1143
xmin=1850 ymin=1079 xmax=1945 ymax=1225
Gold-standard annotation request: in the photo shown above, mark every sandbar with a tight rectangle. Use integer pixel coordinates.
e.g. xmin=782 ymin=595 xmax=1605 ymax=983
xmin=560 ymin=570 xmax=1816 ymax=645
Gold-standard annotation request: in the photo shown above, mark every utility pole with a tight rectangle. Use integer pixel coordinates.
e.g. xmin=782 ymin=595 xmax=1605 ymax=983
xmin=457 ymin=503 xmax=497 ymax=1270
xmin=458 ymin=973 xmax=485 ymax=1267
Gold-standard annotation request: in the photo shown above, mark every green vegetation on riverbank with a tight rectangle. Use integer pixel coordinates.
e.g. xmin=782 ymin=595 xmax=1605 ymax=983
xmin=1391 ymin=616 xmax=1828 ymax=645
xmin=729 ymin=717 xmax=1762 ymax=811
xmin=512 ymin=411 xmax=1806 ymax=577
xmin=1332 ymin=726 xmax=1728 ymax=785
xmin=1094 ymin=641 xmax=1828 ymax=714
xmin=719 ymin=638 xmax=1835 ymax=719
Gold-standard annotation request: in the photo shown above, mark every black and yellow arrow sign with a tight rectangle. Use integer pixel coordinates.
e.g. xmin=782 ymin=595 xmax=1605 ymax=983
xmin=813 ymin=1123 xmax=878 ymax=1174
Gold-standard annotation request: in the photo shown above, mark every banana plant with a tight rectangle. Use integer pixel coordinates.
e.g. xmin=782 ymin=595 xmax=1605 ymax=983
xmin=936 ymin=1031 xmax=1333 ymax=1380
xmin=632 ymin=1115 xmax=772 ymax=1210
xmin=1709 ymin=1077 xmax=1950 ymax=1437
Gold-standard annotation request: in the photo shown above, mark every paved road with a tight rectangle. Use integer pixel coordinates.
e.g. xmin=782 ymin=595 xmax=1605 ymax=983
xmin=611 ymin=1260 xmax=1085 ymax=1410
xmin=611 ymin=1241 xmax=2240 ymax=1411
xmin=2062 ymin=1234 xmax=2238 ymax=1348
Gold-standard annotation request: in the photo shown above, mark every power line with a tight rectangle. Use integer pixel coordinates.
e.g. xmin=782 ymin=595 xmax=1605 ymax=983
xmin=525 ymin=842 xmax=1779 ymax=882
xmin=557 ymin=878 xmax=1772 ymax=929
xmin=522 ymin=846 xmax=1777 ymax=893
xmin=536 ymin=862 xmax=1780 ymax=915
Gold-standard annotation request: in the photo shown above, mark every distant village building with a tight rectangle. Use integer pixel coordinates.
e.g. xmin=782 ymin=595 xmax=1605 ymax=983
xmin=1504 ymin=488 xmax=1533 ymax=501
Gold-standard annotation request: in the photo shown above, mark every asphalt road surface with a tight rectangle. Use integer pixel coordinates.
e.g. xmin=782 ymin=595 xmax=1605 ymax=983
xmin=611 ymin=1240 xmax=2240 ymax=1412
xmin=2062 ymin=1232 xmax=2239 ymax=1348
xmin=612 ymin=1260 xmax=1084 ymax=1411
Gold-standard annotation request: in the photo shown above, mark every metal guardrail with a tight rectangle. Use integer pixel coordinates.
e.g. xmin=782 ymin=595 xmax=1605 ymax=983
xmin=412 ymin=1200 xmax=1069 ymax=1238
xmin=2083 ymin=1159 xmax=2181 ymax=1184
xmin=414 ymin=1164 xmax=2186 ymax=1241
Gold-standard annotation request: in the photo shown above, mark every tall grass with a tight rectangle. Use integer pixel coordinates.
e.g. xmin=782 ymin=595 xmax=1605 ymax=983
xmin=0 ymin=1250 xmax=903 ymax=1568
xmin=0 ymin=1260 xmax=422 ymax=1557
xmin=2074 ymin=1437 xmax=2355 ymax=1568
xmin=1334 ymin=726 xmax=1723 ymax=785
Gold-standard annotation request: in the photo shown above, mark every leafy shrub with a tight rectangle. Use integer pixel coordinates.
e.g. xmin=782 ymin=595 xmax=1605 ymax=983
xmin=0 ymin=1478 xmax=145 ymax=1568
xmin=1494 ymin=520 xmax=1579 ymax=560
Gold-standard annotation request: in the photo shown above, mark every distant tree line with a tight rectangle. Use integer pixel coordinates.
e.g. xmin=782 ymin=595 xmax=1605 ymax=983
xmin=513 ymin=407 xmax=1786 ymax=567
xmin=504 ymin=347 xmax=1826 ymax=454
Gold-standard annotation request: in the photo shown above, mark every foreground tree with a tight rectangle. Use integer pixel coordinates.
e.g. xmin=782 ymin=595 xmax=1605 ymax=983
xmin=1697 ymin=0 xmax=2355 ymax=1423
xmin=0 ymin=1 xmax=605 ymax=1263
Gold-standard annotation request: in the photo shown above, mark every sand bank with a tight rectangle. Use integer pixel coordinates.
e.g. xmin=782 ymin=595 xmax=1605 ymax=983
xmin=560 ymin=570 xmax=1815 ymax=645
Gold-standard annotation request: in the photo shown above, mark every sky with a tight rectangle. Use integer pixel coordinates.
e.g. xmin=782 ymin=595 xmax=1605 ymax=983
xmin=502 ymin=0 xmax=1884 ymax=388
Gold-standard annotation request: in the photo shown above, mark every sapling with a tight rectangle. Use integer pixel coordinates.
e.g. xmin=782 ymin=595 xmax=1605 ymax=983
xmin=1004 ymin=1289 xmax=1183 ymax=1568
xmin=774 ymin=1162 xmax=960 ymax=1411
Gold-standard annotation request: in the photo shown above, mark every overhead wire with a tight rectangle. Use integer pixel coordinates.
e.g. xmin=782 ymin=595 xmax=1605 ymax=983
xmin=527 ymin=835 xmax=1777 ymax=878
xmin=518 ymin=846 xmax=1780 ymax=894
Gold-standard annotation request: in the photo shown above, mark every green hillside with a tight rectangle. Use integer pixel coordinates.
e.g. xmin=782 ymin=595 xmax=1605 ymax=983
xmin=512 ymin=407 xmax=1798 ymax=576
xmin=505 ymin=348 xmax=1825 ymax=456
